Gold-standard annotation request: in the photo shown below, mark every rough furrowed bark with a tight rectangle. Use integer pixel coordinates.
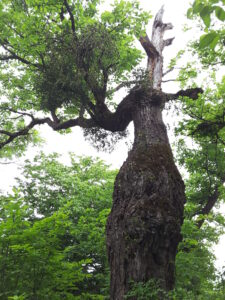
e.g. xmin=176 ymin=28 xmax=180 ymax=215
xmin=106 ymin=6 xmax=187 ymax=299
xmin=106 ymin=93 xmax=185 ymax=299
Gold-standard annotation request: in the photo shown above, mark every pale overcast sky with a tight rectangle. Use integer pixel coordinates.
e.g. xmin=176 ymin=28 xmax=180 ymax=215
xmin=0 ymin=0 xmax=224 ymax=270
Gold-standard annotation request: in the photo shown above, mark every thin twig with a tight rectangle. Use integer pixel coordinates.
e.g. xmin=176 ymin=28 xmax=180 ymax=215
xmin=0 ymin=42 xmax=41 ymax=68
xmin=163 ymin=67 xmax=174 ymax=77
xmin=0 ymin=107 xmax=35 ymax=120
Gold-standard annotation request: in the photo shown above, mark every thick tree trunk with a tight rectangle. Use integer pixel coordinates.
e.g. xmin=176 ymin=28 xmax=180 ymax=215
xmin=106 ymin=93 xmax=185 ymax=299
xmin=106 ymin=7 xmax=185 ymax=299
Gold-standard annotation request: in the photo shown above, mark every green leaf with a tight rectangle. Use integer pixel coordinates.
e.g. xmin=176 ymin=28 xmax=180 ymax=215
xmin=192 ymin=1 xmax=204 ymax=14
xmin=209 ymin=35 xmax=220 ymax=49
xmin=200 ymin=6 xmax=211 ymax=27
xmin=187 ymin=8 xmax=193 ymax=19
xmin=214 ymin=6 xmax=225 ymax=21
xmin=199 ymin=31 xmax=218 ymax=48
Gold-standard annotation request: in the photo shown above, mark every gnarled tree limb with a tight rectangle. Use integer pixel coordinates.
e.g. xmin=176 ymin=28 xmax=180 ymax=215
xmin=0 ymin=113 xmax=96 ymax=149
xmin=139 ymin=34 xmax=159 ymax=58
xmin=165 ymin=87 xmax=204 ymax=101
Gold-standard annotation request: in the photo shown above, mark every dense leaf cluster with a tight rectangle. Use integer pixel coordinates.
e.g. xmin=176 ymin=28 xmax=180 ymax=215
xmin=0 ymin=155 xmax=115 ymax=299
xmin=187 ymin=0 xmax=225 ymax=50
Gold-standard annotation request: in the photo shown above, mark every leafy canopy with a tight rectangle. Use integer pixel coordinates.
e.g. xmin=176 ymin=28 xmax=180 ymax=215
xmin=0 ymin=154 xmax=115 ymax=299
xmin=0 ymin=0 xmax=151 ymax=157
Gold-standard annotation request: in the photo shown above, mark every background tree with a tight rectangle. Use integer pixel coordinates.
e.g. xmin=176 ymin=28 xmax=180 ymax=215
xmin=0 ymin=155 xmax=114 ymax=299
xmin=0 ymin=0 xmax=207 ymax=298
xmin=168 ymin=1 xmax=225 ymax=298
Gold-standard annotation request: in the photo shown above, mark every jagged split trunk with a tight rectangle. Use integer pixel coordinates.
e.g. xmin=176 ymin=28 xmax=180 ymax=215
xmin=106 ymin=7 xmax=185 ymax=299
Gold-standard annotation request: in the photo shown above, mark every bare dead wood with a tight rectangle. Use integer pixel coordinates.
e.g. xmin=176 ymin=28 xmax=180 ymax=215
xmin=139 ymin=6 xmax=174 ymax=90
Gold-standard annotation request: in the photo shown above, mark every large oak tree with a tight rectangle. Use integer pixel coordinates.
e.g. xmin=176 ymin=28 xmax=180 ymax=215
xmin=0 ymin=1 xmax=203 ymax=298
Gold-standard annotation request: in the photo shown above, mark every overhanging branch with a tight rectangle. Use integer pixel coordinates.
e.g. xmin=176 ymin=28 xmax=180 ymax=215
xmin=1 ymin=107 xmax=35 ymax=120
xmin=163 ymin=67 xmax=174 ymax=77
xmin=0 ymin=117 xmax=51 ymax=149
xmin=0 ymin=41 xmax=41 ymax=68
xmin=0 ymin=112 xmax=96 ymax=150
xmin=0 ymin=55 xmax=16 ymax=61
xmin=165 ymin=88 xmax=204 ymax=101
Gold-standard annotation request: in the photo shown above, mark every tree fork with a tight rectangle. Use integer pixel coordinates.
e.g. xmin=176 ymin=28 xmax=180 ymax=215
xmin=106 ymin=7 xmax=186 ymax=299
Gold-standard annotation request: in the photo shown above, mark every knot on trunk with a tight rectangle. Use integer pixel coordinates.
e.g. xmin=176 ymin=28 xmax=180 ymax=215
xmin=131 ymin=87 xmax=166 ymax=108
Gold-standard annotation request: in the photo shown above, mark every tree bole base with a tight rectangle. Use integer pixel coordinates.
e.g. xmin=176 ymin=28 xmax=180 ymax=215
xmin=107 ymin=142 xmax=185 ymax=299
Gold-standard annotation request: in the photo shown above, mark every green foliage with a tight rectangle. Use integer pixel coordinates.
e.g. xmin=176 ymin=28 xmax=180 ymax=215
xmin=173 ymin=129 xmax=225 ymax=299
xmin=199 ymin=31 xmax=220 ymax=49
xmin=172 ymin=5 xmax=225 ymax=296
xmin=0 ymin=194 xmax=90 ymax=299
xmin=0 ymin=129 xmax=42 ymax=159
xmin=0 ymin=155 xmax=115 ymax=299
xmin=172 ymin=72 xmax=225 ymax=300
xmin=174 ymin=218 xmax=221 ymax=299
xmin=1 ymin=151 xmax=225 ymax=298
xmin=16 ymin=153 xmax=116 ymax=216
xmin=188 ymin=0 xmax=225 ymax=49
xmin=0 ymin=0 xmax=151 ymax=156
xmin=177 ymin=76 xmax=225 ymax=140
xmin=173 ymin=54 xmax=225 ymax=299
xmin=125 ymin=279 xmax=168 ymax=299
